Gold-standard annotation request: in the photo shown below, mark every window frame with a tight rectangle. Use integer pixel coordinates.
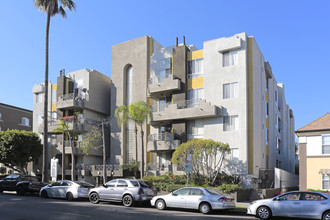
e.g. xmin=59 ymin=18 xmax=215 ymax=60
xmin=222 ymin=50 xmax=238 ymax=67
xmin=223 ymin=115 xmax=239 ymax=131
xmin=322 ymin=135 xmax=330 ymax=155
xmin=21 ymin=117 xmax=30 ymax=127
xmin=223 ymin=82 xmax=239 ymax=99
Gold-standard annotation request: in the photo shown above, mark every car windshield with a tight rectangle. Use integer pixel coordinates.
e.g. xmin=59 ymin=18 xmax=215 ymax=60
xmin=205 ymin=188 xmax=221 ymax=195
xmin=75 ymin=181 xmax=94 ymax=187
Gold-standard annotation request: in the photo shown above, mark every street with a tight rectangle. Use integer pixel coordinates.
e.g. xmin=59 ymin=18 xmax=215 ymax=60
xmin=0 ymin=192 xmax=255 ymax=220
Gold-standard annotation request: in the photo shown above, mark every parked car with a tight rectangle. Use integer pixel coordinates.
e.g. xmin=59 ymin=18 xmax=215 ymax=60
xmin=39 ymin=180 xmax=94 ymax=201
xmin=0 ymin=174 xmax=46 ymax=195
xmin=247 ymin=191 xmax=330 ymax=219
xmin=150 ymin=187 xmax=235 ymax=214
xmin=89 ymin=178 xmax=157 ymax=207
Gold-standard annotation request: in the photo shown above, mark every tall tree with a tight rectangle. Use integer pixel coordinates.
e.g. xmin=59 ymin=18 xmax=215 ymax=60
xmin=115 ymin=101 xmax=152 ymax=178
xmin=172 ymin=139 xmax=231 ymax=185
xmin=0 ymin=130 xmax=42 ymax=174
xmin=34 ymin=0 xmax=76 ymax=182
xmin=53 ymin=120 xmax=75 ymax=180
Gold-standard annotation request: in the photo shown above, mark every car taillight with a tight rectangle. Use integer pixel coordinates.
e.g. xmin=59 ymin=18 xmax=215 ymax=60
xmin=219 ymin=197 xmax=234 ymax=202
xmin=138 ymin=188 xmax=144 ymax=195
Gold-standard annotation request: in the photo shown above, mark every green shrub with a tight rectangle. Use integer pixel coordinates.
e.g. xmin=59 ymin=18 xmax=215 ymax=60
xmin=307 ymin=189 xmax=330 ymax=195
xmin=217 ymin=184 xmax=243 ymax=194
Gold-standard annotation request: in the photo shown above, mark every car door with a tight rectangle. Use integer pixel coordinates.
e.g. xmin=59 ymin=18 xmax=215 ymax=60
xmin=167 ymin=188 xmax=190 ymax=208
xmin=7 ymin=175 xmax=20 ymax=190
xmin=113 ymin=180 xmax=128 ymax=201
xmin=99 ymin=180 xmax=117 ymax=200
xmin=57 ymin=181 xmax=70 ymax=198
xmin=1 ymin=175 xmax=12 ymax=190
xmin=299 ymin=192 xmax=329 ymax=218
xmin=48 ymin=181 xmax=62 ymax=197
xmin=186 ymin=188 xmax=204 ymax=209
xmin=272 ymin=192 xmax=302 ymax=217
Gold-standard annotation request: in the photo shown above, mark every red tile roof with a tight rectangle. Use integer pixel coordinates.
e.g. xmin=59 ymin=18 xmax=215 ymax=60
xmin=296 ymin=113 xmax=330 ymax=132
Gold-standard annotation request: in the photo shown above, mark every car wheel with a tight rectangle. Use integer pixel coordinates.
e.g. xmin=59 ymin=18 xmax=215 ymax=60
xmin=122 ymin=195 xmax=134 ymax=207
xmin=16 ymin=185 xmax=26 ymax=196
xmin=156 ymin=199 xmax=166 ymax=210
xmin=89 ymin=192 xmax=100 ymax=204
xmin=323 ymin=210 xmax=330 ymax=220
xmin=66 ymin=192 xmax=74 ymax=201
xmin=199 ymin=202 xmax=212 ymax=214
xmin=41 ymin=190 xmax=48 ymax=199
xmin=256 ymin=206 xmax=272 ymax=220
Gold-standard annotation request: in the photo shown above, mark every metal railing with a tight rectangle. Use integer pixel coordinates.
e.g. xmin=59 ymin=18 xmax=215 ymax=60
xmin=152 ymin=99 xmax=201 ymax=112
xmin=59 ymin=93 xmax=74 ymax=101
xmin=147 ymin=163 xmax=172 ymax=171
xmin=148 ymin=72 xmax=172 ymax=84
xmin=187 ymin=73 xmax=203 ymax=79
xmin=91 ymin=164 xmax=121 ymax=171
xmin=148 ymin=132 xmax=174 ymax=142
xmin=58 ymin=93 xmax=89 ymax=102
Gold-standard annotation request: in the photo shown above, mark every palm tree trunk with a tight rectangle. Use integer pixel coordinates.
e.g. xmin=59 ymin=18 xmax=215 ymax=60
xmin=42 ymin=10 xmax=51 ymax=183
xmin=102 ymin=121 xmax=107 ymax=184
xmin=71 ymin=140 xmax=75 ymax=181
xmin=134 ymin=123 xmax=138 ymax=163
xmin=61 ymin=132 xmax=65 ymax=180
xmin=140 ymin=129 xmax=144 ymax=178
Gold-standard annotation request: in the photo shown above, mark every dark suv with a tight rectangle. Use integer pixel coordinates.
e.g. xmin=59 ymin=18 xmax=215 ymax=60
xmin=0 ymin=174 xmax=47 ymax=195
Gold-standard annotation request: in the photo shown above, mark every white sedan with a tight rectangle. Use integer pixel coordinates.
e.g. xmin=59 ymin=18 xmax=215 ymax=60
xmin=150 ymin=187 xmax=235 ymax=214
xmin=247 ymin=191 xmax=330 ymax=219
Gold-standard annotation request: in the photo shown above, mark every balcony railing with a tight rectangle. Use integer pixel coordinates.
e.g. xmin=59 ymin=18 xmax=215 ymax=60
xmin=148 ymin=133 xmax=173 ymax=142
xmin=152 ymin=99 xmax=200 ymax=112
xmin=59 ymin=93 xmax=74 ymax=101
xmin=187 ymin=73 xmax=203 ymax=79
xmin=148 ymin=72 xmax=172 ymax=84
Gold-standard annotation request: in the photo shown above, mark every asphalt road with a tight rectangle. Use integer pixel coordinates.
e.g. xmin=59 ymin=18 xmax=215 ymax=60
xmin=0 ymin=191 xmax=256 ymax=220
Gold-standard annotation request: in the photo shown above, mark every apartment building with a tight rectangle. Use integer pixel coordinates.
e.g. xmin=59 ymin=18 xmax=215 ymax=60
xmin=296 ymin=113 xmax=330 ymax=190
xmin=110 ymin=33 xmax=296 ymax=187
xmin=32 ymin=68 xmax=114 ymax=184
xmin=0 ymin=103 xmax=33 ymax=174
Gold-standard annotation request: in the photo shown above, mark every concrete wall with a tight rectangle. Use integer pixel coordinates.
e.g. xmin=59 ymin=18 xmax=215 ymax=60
xmin=274 ymin=167 xmax=299 ymax=189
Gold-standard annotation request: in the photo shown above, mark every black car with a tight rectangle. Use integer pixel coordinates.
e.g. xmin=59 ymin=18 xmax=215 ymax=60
xmin=0 ymin=174 xmax=47 ymax=195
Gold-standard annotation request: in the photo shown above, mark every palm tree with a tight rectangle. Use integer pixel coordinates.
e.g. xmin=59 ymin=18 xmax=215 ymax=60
xmin=34 ymin=0 xmax=76 ymax=182
xmin=53 ymin=120 xmax=75 ymax=181
xmin=115 ymin=101 xmax=152 ymax=178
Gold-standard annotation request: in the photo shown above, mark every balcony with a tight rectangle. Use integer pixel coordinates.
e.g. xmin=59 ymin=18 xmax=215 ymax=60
xmin=90 ymin=164 xmax=123 ymax=177
xmin=38 ymin=119 xmax=92 ymax=134
xmin=147 ymin=133 xmax=180 ymax=152
xmin=148 ymin=74 xmax=181 ymax=97
xmin=57 ymin=141 xmax=102 ymax=156
xmin=152 ymin=99 xmax=221 ymax=123
xmin=57 ymin=93 xmax=89 ymax=110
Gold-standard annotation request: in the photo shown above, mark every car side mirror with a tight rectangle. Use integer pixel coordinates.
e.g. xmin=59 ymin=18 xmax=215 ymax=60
xmin=273 ymin=197 xmax=279 ymax=201
xmin=103 ymin=184 xmax=107 ymax=188
xmin=48 ymin=184 xmax=52 ymax=187
xmin=172 ymin=193 xmax=177 ymax=196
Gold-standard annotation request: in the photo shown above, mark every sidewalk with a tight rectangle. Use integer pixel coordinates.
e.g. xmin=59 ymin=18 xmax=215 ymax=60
xmin=236 ymin=201 xmax=250 ymax=208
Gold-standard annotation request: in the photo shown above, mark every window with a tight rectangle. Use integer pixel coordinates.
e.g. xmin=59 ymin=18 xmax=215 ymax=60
xmin=265 ymin=102 xmax=269 ymax=118
xmin=275 ymin=90 xmax=278 ymax=106
xmin=126 ymin=65 xmax=133 ymax=105
xmin=304 ymin=192 xmax=327 ymax=200
xmin=231 ymin=148 xmax=239 ymax=160
xmin=188 ymin=88 xmax=204 ymax=108
xmin=223 ymin=50 xmax=237 ymax=67
xmin=279 ymin=192 xmax=301 ymax=201
xmin=174 ymin=188 xmax=190 ymax=196
xmin=223 ymin=115 xmax=239 ymax=131
xmin=188 ymin=58 xmax=203 ymax=78
xmin=188 ymin=119 xmax=204 ymax=139
xmin=322 ymin=135 xmax=330 ymax=154
xmin=0 ymin=112 xmax=2 ymax=120
xmin=157 ymin=69 xmax=171 ymax=82
xmin=21 ymin=117 xmax=30 ymax=126
xmin=117 ymin=180 xmax=128 ymax=187
xmin=36 ymin=93 xmax=43 ymax=103
xmin=106 ymin=180 xmax=117 ymax=187
xmin=265 ymin=77 xmax=269 ymax=91
xmin=51 ymin=89 xmax=57 ymax=103
xmin=223 ymin=82 xmax=238 ymax=99
xmin=265 ymin=128 xmax=269 ymax=145
xmin=322 ymin=174 xmax=330 ymax=190
xmin=189 ymin=188 xmax=204 ymax=196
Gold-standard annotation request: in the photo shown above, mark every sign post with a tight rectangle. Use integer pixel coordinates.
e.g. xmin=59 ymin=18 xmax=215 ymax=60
xmin=185 ymin=153 xmax=192 ymax=186
xmin=50 ymin=157 xmax=58 ymax=182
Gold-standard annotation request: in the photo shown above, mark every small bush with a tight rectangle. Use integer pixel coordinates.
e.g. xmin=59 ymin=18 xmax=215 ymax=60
xmin=307 ymin=189 xmax=330 ymax=195
xmin=217 ymin=184 xmax=243 ymax=194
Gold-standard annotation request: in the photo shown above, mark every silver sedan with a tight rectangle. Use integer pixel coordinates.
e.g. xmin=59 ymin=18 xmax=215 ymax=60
xmin=247 ymin=191 xmax=330 ymax=219
xmin=39 ymin=180 xmax=94 ymax=200
xmin=150 ymin=187 xmax=235 ymax=214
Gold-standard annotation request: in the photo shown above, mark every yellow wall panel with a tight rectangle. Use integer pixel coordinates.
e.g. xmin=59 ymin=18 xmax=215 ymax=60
xmin=51 ymin=104 xmax=57 ymax=112
xmin=306 ymin=157 xmax=330 ymax=190
xmin=266 ymin=118 xmax=269 ymax=129
xmin=187 ymin=49 xmax=204 ymax=61
xmin=187 ymin=77 xmax=204 ymax=90
xmin=247 ymin=37 xmax=254 ymax=174
xmin=265 ymin=91 xmax=269 ymax=102
xmin=52 ymin=84 xmax=57 ymax=90
xmin=266 ymin=145 xmax=269 ymax=156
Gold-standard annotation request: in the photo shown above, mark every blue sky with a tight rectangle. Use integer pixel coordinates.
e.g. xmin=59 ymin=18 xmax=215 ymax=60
xmin=0 ymin=1 xmax=329 ymax=130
